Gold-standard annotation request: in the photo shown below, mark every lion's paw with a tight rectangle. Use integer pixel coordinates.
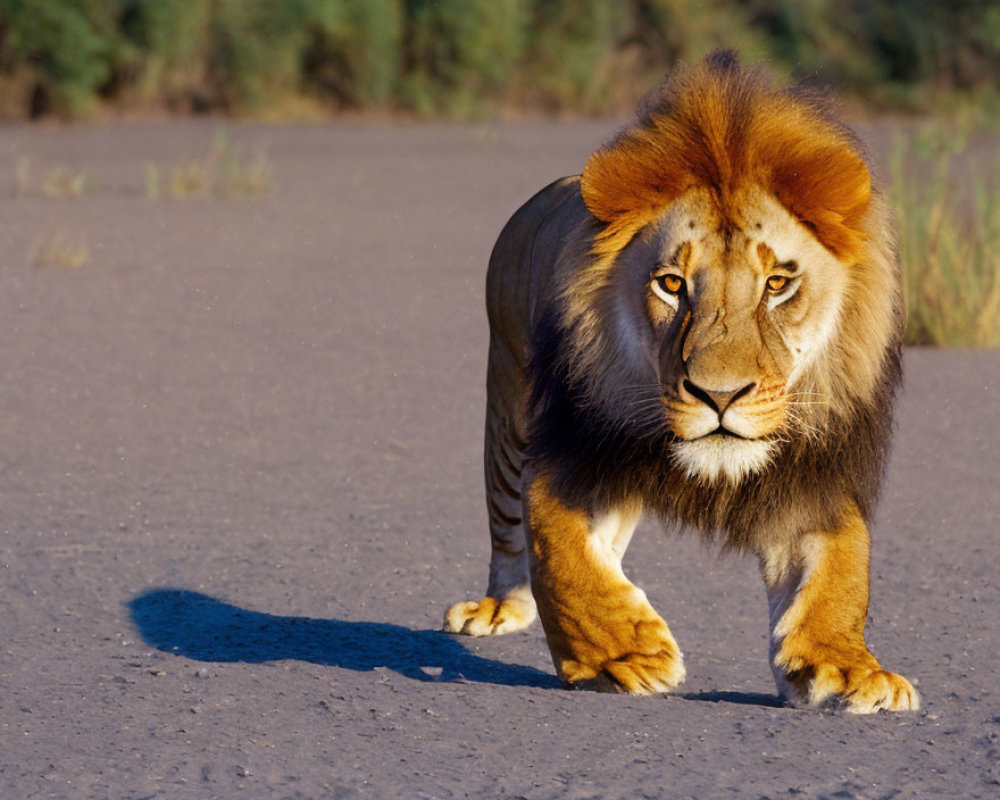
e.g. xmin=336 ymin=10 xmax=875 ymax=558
xmin=559 ymin=622 xmax=686 ymax=694
xmin=567 ymin=647 xmax=687 ymax=695
xmin=782 ymin=662 xmax=919 ymax=713
xmin=443 ymin=593 xmax=536 ymax=636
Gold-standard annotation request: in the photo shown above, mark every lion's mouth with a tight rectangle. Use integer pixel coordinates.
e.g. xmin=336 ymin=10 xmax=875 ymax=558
xmin=700 ymin=426 xmax=750 ymax=441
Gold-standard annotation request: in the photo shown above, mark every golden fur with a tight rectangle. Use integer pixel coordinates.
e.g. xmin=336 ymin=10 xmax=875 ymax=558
xmin=443 ymin=52 xmax=917 ymax=712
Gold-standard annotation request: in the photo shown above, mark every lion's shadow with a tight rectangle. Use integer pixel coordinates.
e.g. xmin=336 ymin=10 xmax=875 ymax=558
xmin=128 ymin=588 xmax=560 ymax=688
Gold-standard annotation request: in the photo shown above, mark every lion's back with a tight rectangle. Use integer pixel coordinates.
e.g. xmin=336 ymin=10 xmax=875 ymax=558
xmin=486 ymin=176 xmax=586 ymax=375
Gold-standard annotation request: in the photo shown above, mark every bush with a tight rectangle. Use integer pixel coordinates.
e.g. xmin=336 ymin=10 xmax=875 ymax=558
xmin=118 ymin=0 xmax=213 ymax=111
xmin=744 ymin=0 xmax=1000 ymax=108
xmin=114 ymin=0 xmax=404 ymax=113
xmin=0 ymin=0 xmax=119 ymax=115
xmin=401 ymin=0 xmax=530 ymax=115
xmin=301 ymin=0 xmax=403 ymax=108
xmin=890 ymin=123 xmax=1000 ymax=347
xmin=519 ymin=0 xmax=625 ymax=111
xmin=0 ymin=0 xmax=998 ymax=118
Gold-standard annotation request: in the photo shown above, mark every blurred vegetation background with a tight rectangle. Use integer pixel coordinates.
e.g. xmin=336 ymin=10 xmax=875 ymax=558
xmin=1 ymin=0 xmax=999 ymax=120
xmin=3 ymin=0 xmax=998 ymax=346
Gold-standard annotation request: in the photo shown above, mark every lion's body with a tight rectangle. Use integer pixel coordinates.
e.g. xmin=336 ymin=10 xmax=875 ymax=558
xmin=443 ymin=52 xmax=918 ymax=712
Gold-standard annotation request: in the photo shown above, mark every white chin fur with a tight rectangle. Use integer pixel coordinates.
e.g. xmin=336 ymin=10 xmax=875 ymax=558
xmin=672 ymin=436 xmax=776 ymax=483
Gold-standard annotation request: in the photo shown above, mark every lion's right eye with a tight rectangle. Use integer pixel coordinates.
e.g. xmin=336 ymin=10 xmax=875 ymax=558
xmin=651 ymin=274 xmax=685 ymax=306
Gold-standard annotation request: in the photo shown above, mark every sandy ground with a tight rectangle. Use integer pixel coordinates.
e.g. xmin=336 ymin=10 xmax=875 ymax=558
xmin=0 ymin=119 xmax=998 ymax=800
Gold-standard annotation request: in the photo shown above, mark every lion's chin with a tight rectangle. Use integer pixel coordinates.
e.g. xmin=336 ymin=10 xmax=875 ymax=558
xmin=671 ymin=435 xmax=777 ymax=484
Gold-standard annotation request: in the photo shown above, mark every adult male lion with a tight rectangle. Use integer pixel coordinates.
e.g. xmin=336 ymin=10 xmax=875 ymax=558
xmin=444 ymin=52 xmax=918 ymax=713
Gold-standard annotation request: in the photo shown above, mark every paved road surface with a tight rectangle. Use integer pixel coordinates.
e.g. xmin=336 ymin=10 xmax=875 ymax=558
xmin=0 ymin=120 xmax=998 ymax=799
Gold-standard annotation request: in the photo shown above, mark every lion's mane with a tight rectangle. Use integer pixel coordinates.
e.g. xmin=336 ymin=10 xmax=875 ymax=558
xmin=527 ymin=52 xmax=903 ymax=550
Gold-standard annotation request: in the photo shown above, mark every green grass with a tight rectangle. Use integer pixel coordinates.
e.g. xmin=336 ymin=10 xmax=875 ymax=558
xmin=890 ymin=123 xmax=1000 ymax=347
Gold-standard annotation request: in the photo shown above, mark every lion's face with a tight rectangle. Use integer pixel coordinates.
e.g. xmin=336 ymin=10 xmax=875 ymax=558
xmin=563 ymin=57 xmax=899 ymax=492
xmin=626 ymin=187 xmax=848 ymax=482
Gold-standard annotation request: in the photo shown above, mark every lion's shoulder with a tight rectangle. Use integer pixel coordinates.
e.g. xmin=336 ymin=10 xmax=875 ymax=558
xmin=486 ymin=176 xmax=588 ymax=352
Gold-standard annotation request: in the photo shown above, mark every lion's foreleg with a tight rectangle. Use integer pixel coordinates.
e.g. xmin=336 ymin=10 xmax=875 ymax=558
xmin=760 ymin=503 xmax=918 ymax=712
xmin=524 ymin=468 xmax=685 ymax=694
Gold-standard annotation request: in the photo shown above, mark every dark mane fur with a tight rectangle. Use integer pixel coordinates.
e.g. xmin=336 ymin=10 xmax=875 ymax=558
xmin=529 ymin=301 xmax=901 ymax=550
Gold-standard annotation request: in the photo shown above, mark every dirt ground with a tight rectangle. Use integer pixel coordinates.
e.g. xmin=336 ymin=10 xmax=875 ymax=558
xmin=0 ymin=118 xmax=998 ymax=800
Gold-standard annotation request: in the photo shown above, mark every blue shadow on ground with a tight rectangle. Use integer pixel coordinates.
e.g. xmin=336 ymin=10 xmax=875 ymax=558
xmin=681 ymin=690 xmax=785 ymax=708
xmin=129 ymin=588 xmax=560 ymax=689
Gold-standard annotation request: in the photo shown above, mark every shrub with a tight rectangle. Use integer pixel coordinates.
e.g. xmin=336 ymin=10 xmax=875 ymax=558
xmin=300 ymin=0 xmax=403 ymax=108
xmin=401 ymin=0 xmax=530 ymax=115
xmin=0 ymin=1 xmax=998 ymax=118
xmin=890 ymin=123 xmax=1000 ymax=347
xmin=744 ymin=0 xmax=1000 ymax=108
xmin=0 ymin=0 xmax=119 ymax=115
xmin=117 ymin=0 xmax=213 ymax=111
xmin=115 ymin=0 xmax=403 ymax=113
xmin=519 ymin=0 xmax=625 ymax=111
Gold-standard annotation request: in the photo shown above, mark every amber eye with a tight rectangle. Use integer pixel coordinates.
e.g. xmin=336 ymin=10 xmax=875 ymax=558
xmin=655 ymin=274 xmax=684 ymax=295
xmin=766 ymin=275 xmax=789 ymax=293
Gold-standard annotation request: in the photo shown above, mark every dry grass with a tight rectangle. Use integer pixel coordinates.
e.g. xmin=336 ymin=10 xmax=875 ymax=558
xmin=890 ymin=123 xmax=1000 ymax=347
xmin=145 ymin=129 xmax=272 ymax=200
xmin=15 ymin=158 xmax=98 ymax=198
xmin=31 ymin=233 xmax=90 ymax=269
xmin=13 ymin=129 xmax=271 ymax=202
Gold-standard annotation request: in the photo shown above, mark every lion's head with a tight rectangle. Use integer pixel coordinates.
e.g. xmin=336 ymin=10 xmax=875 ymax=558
xmin=543 ymin=52 xmax=901 ymax=498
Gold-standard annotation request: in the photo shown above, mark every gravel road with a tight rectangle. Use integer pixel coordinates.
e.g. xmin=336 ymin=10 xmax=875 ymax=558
xmin=0 ymin=119 xmax=998 ymax=799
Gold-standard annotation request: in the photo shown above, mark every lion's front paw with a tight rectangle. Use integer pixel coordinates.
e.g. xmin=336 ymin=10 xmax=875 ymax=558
xmin=567 ymin=647 xmax=686 ymax=695
xmin=556 ymin=616 xmax=686 ymax=695
xmin=443 ymin=592 xmax=536 ymax=636
xmin=779 ymin=659 xmax=919 ymax=713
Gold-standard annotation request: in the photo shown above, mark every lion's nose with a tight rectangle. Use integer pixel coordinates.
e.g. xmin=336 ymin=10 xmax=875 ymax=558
xmin=682 ymin=379 xmax=756 ymax=414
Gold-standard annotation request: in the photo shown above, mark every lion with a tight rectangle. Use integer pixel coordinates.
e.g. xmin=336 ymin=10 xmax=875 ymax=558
xmin=443 ymin=51 xmax=918 ymax=713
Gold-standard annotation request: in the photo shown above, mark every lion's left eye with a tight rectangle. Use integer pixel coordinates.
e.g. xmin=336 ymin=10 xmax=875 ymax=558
xmin=766 ymin=275 xmax=789 ymax=293
xmin=764 ymin=271 xmax=800 ymax=310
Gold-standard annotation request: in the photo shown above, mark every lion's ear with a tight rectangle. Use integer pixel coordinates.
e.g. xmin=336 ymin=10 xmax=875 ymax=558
xmin=765 ymin=138 xmax=871 ymax=261
xmin=579 ymin=147 xmax=622 ymax=223
xmin=580 ymin=129 xmax=690 ymax=224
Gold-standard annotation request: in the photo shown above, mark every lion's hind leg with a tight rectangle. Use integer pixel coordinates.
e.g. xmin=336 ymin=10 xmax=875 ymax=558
xmin=442 ymin=534 xmax=536 ymax=636
xmin=443 ymin=418 xmax=537 ymax=636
